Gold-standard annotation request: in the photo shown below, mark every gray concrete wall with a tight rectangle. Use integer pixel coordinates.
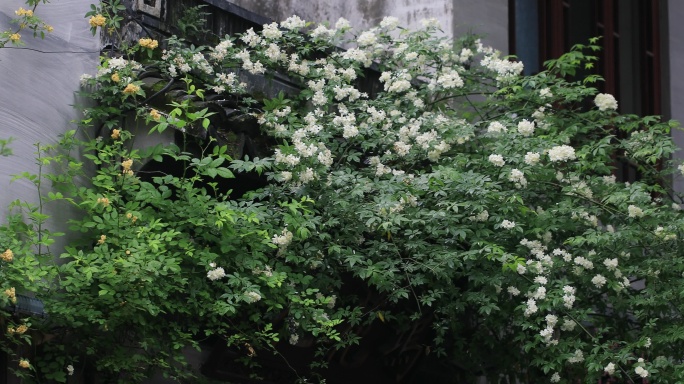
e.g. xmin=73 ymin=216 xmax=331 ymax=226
xmin=229 ymin=0 xmax=509 ymax=53
xmin=0 ymin=0 xmax=99 ymax=254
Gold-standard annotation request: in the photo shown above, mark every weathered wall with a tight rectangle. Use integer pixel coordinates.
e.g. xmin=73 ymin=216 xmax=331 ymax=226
xmin=228 ymin=0 xmax=509 ymax=53
xmin=0 ymin=0 xmax=100 ymax=253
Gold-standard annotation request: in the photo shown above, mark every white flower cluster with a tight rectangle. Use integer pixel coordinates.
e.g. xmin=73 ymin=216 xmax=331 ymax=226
xmin=567 ymin=349 xmax=584 ymax=363
xmin=604 ymin=362 xmax=616 ymax=375
xmin=207 ymin=265 xmax=226 ymax=281
xmin=488 ymin=154 xmax=505 ymax=167
xmin=272 ymin=228 xmax=294 ymax=254
xmin=524 ymin=152 xmax=540 ymax=165
xmin=468 ymin=210 xmax=489 ymax=222
xmin=548 ymin=145 xmax=576 ymax=162
xmin=280 ymin=15 xmax=306 ymax=30
xmin=517 ymin=119 xmax=535 ymax=137
xmin=500 ymin=220 xmax=516 ymax=229
xmin=244 ymin=291 xmax=262 ymax=303
xmin=591 ymin=274 xmax=607 ymax=288
xmin=562 ymin=285 xmax=576 ymax=309
xmin=594 ymin=93 xmax=618 ymax=111
xmin=487 ymin=121 xmax=507 ymax=134
xmin=628 ymin=204 xmax=644 ymax=218
xmin=380 ymin=70 xmax=413 ymax=93
xmin=480 ymin=52 xmax=524 ymax=83
xmin=357 ymin=30 xmax=377 ymax=46
xmin=508 ymin=169 xmax=527 ymax=188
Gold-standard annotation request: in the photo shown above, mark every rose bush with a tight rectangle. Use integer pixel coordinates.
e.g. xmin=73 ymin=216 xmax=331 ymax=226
xmin=3 ymin=2 xmax=684 ymax=383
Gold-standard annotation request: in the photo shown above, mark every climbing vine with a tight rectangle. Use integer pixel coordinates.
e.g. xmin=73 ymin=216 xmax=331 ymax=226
xmin=3 ymin=1 xmax=684 ymax=383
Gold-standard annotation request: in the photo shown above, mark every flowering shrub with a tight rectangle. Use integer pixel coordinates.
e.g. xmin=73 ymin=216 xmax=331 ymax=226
xmin=5 ymin=2 xmax=684 ymax=383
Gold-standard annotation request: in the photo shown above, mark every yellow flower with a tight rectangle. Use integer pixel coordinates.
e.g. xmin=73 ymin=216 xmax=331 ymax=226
xmin=122 ymin=159 xmax=133 ymax=171
xmin=4 ymin=287 xmax=16 ymax=303
xmin=1 ymin=249 xmax=13 ymax=262
xmin=89 ymin=14 xmax=106 ymax=28
xmin=9 ymin=33 xmax=20 ymax=43
xmin=45 ymin=24 xmax=54 ymax=33
xmin=123 ymin=83 xmax=140 ymax=95
xmin=15 ymin=8 xmax=33 ymax=17
xmin=18 ymin=359 xmax=30 ymax=369
xmin=149 ymin=109 xmax=161 ymax=121
xmin=111 ymin=72 xmax=120 ymax=83
xmin=97 ymin=235 xmax=106 ymax=245
xmin=15 ymin=325 xmax=28 ymax=334
xmin=97 ymin=197 xmax=110 ymax=207
xmin=111 ymin=128 xmax=120 ymax=139
xmin=139 ymin=38 xmax=159 ymax=49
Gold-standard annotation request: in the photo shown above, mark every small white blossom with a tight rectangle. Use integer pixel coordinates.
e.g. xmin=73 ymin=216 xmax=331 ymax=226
xmin=244 ymin=291 xmax=262 ymax=303
xmin=604 ymin=362 xmax=616 ymax=375
xmin=524 ymin=152 xmax=540 ymax=165
xmin=207 ymin=267 xmax=226 ymax=281
xmin=548 ymin=145 xmax=576 ymax=162
xmin=487 ymin=121 xmax=507 ymax=134
xmin=591 ymin=274 xmax=607 ymax=288
xmin=568 ymin=349 xmax=584 ymax=363
xmin=488 ymin=154 xmax=505 ymax=167
xmin=550 ymin=373 xmax=560 ymax=383
xmin=634 ymin=366 xmax=649 ymax=378
xmin=540 ymin=88 xmax=553 ymax=98
xmin=501 ymin=220 xmax=516 ymax=229
xmin=628 ymin=204 xmax=644 ymax=218
xmin=594 ymin=93 xmax=618 ymax=111
xmin=517 ymin=119 xmax=535 ymax=137
xmin=67 ymin=365 xmax=74 ymax=376
xmin=507 ymin=286 xmax=520 ymax=296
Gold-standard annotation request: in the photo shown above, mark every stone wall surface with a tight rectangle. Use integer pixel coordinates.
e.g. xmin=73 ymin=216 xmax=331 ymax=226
xmin=0 ymin=0 xmax=100 ymax=254
xmin=228 ymin=0 xmax=509 ymax=53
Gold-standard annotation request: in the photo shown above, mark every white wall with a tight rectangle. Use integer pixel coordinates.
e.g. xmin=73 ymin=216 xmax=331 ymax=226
xmin=0 ymin=0 xmax=99 ymax=253
xmin=229 ymin=0 xmax=509 ymax=53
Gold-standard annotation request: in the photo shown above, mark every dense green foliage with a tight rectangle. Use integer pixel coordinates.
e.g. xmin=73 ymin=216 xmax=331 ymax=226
xmin=3 ymin=1 xmax=684 ymax=383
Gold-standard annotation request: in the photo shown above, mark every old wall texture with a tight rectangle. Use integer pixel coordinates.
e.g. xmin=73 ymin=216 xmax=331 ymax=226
xmin=0 ymin=0 xmax=100 ymax=253
xmin=228 ymin=0 xmax=509 ymax=53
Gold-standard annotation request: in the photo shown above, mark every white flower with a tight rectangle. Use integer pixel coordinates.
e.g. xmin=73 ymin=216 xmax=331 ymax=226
xmin=524 ymin=298 xmax=538 ymax=316
xmin=634 ymin=366 xmax=649 ymax=378
xmin=509 ymin=169 xmax=527 ymax=188
xmin=207 ymin=267 xmax=226 ymax=281
xmin=628 ymin=204 xmax=644 ymax=218
xmin=280 ymin=15 xmax=306 ymax=30
xmin=532 ymin=286 xmax=546 ymax=300
xmin=380 ymin=16 xmax=399 ymax=29
xmin=591 ymin=274 xmax=607 ymax=288
xmin=560 ymin=318 xmax=576 ymax=331
xmin=488 ymin=154 xmax=505 ymax=167
xmin=644 ymin=337 xmax=652 ymax=348
xmin=516 ymin=264 xmax=526 ymax=275
xmin=603 ymin=258 xmax=618 ymax=270
xmin=244 ymin=291 xmax=262 ymax=303
xmin=534 ymin=276 xmax=548 ymax=285
xmin=262 ymin=22 xmax=282 ymax=39
xmin=507 ymin=286 xmax=520 ymax=296
xmin=568 ymin=349 xmax=584 ymax=363
xmin=524 ymin=152 xmax=540 ymax=165
xmin=67 ymin=365 xmax=74 ymax=376
xmin=335 ymin=17 xmax=351 ymax=30
xmin=594 ymin=93 xmax=618 ymax=111
xmin=604 ymin=362 xmax=616 ymax=375
xmin=501 ymin=220 xmax=516 ymax=229
xmin=548 ymin=145 xmax=576 ymax=162
xmin=545 ymin=314 xmax=558 ymax=327
xmin=517 ymin=119 xmax=535 ymax=137
xmin=550 ymin=372 xmax=560 ymax=383
xmin=540 ymin=88 xmax=553 ymax=98
xmin=487 ymin=121 xmax=507 ymax=134
xmin=357 ymin=30 xmax=377 ymax=46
